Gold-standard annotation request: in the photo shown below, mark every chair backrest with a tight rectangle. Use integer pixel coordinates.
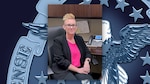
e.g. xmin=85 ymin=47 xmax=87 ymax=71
xmin=48 ymin=26 xmax=65 ymax=66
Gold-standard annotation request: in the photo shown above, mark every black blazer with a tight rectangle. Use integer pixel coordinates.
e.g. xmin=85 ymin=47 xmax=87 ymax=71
xmin=51 ymin=34 xmax=91 ymax=73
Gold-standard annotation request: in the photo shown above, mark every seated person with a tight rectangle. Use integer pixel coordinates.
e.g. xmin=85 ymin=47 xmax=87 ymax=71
xmin=50 ymin=13 xmax=93 ymax=80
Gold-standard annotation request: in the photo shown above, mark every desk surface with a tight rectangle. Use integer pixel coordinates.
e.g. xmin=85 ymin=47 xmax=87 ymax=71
xmin=87 ymin=45 xmax=102 ymax=55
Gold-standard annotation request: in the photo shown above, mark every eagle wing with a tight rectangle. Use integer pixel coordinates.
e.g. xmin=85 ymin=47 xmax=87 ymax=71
xmin=22 ymin=22 xmax=48 ymax=39
xmin=118 ymin=24 xmax=150 ymax=63
xmin=102 ymin=24 xmax=150 ymax=84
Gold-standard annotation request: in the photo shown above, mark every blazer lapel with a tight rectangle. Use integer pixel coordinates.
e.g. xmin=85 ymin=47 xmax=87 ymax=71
xmin=63 ymin=35 xmax=71 ymax=62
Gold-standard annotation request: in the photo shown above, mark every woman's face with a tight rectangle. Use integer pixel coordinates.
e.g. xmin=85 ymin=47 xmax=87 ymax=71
xmin=63 ymin=19 xmax=77 ymax=35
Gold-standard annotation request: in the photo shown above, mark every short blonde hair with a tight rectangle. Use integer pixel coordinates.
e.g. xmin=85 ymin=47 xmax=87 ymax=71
xmin=63 ymin=13 xmax=75 ymax=21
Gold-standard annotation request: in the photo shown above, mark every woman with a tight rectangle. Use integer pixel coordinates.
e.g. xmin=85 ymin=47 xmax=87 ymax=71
xmin=51 ymin=13 xmax=93 ymax=80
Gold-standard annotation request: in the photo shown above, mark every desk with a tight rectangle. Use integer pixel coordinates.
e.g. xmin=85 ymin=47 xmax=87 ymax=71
xmin=87 ymin=46 xmax=102 ymax=55
xmin=87 ymin=45 xmax=102 ymax=78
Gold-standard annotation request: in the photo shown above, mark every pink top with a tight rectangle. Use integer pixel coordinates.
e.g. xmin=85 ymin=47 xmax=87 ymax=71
xmin=67 ymin=41 xmax=81 ymax=67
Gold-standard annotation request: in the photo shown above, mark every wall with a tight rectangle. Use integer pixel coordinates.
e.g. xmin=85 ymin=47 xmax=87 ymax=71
xmin=48 ymin=18 xmax=102 ymax=41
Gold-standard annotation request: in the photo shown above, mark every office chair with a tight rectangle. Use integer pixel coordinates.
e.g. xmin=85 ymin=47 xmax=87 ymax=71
xmin=47 ymin=26 xmax=65 ymax=77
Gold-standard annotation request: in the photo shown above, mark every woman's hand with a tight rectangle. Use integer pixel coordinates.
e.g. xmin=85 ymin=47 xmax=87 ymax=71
xmin=68 ymin=64 xmax=88 ymax=74
xmin=68 ymin=58 xmax=91 ymax=74
xmin=83 ymin=60 xmax=90 ymax=73
xmin=77 ymin=67 xmax=89 ymax=74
